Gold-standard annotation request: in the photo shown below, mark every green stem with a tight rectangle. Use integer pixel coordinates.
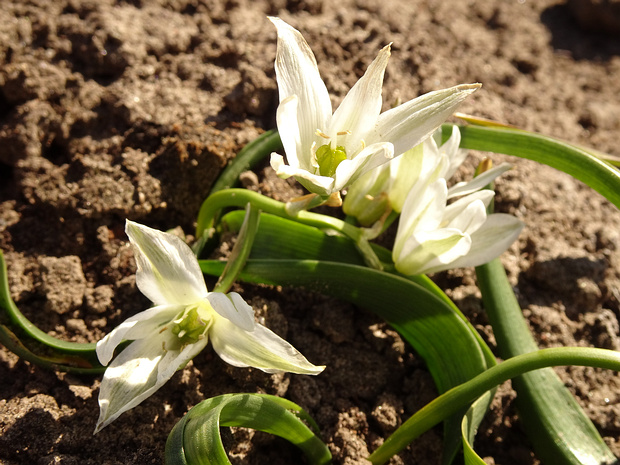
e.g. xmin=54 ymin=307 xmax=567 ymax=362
xmin=212 ymin=204 xmax=261 ymax=294
xmin=196 ymin=189 xmax=381 ymax=268
xmin=368 ymin=347 xmax=620 ymax=465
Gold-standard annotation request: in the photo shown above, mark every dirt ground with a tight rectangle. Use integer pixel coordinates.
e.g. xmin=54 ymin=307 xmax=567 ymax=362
xmin=1 ymin=0 xmax=620 ymax=464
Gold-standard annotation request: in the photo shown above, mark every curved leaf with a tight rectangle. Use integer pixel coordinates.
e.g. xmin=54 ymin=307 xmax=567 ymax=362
xmin=165 ymin=393 xmax=331 ymax=465
xmin=217 ymin=210 xmax=496 ymax=463
xmin=0 ymin=250 xmax=103 ymax=373
xmin=448 ymin=124 xmax=620 ymax=209
xmin=476 ymin=258 xmax=617 ymax=465
xmin=368 ymin=346 xmax=620 ymax=465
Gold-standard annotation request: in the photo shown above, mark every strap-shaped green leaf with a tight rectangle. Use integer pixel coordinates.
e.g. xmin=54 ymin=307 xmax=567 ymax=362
xmin=165 ymin=393 xmax=331 ymax=465
xmin=369 ymin=346 xmax=620 ymax=464
xmin=200 ymin=257 xmax=490 ymax=464
xmin=461 ymin=391 xmax=495 ymax=465
xmin=0 ymin=250 xmax=103 ymax=373
xmin=476 ymin=258 xmax=617 ymax=465
xmin=209 ymin=130 xmax=282 ymax=195
xmin=449 ymin=124 xmax=620 ymax=209
xmin=217 ymin=209 xmax=496 ymax=463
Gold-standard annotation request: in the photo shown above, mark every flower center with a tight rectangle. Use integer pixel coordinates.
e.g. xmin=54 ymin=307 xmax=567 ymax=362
xmin=171 ymin=305 xmax=210 ymax=345
xmin=316 ymin=144 xmax=347 ymax=177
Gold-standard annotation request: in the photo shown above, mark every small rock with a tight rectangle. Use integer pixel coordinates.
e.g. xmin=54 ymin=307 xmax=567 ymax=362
xmin=38 ymin=256 xmax=86 ymax=314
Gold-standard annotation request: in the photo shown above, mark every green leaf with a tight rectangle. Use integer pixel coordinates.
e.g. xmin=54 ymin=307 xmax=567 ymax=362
xmin=461 ymin=391 xmax=495 ymax=465
xmin=369 ymin=346 xmax=620 ymax=465
xmin=210 ymin=130 xmax=282 ymax=195
xmin=476 ymin=258 xmax=617 ymax=465
xmin=449 ymin=124 xmax=620 ymax=209
xmin=217 ymin=210 xmax=497 ymax=464
xmin=0 ymin=250 xmax=103 ymax=373
xmin=200 ymin=258 xmax=489 ymax=462
xmin=165 ymin=393 xmax=331 ymax=465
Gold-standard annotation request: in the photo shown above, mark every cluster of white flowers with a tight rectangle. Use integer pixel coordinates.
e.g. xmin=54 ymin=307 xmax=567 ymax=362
xmin=95 ymin=17 xmax=523 ymax=432
xmin=344 ymin=127 xmax=523 ymax=275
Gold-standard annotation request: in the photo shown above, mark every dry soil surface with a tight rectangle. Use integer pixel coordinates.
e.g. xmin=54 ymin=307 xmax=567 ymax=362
xmin=1 ymin=1 xmax=620 ymax=464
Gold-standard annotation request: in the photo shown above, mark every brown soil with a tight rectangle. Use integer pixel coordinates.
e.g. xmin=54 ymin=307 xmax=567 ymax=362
xmin=1 ymin=1 xmax=620 ymax=464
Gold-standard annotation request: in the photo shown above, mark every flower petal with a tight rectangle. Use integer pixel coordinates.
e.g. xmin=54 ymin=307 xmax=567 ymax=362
xmin=206 ymin=292 xmax=256 ymax=332
xmin=96 ymin=304 xmax=183 ymax=366
xmin=446 ymin=214 xmax=524 ymax=270
xmin=447 ymin=163 xmax=512 ymax=199
xmin=330 ymin=44 xmax=391 ymax=151
xmin=342 ymin=163 xmax=392 ymax=226
xmin=271 ymin=153 xmax=335 ymax=197
xmin=125 ymin=221 xmax=207 ymax=306
xmin=443 ymin=190 xmax=494 ymax=226
xmin=371 ymin=83 xmax=480 ymax=156
xmin=444 ymin=199 xmax=487 ymax=235
xmin=438 ymin=126 xmax=468 ymax=180
xmin=95 ymin=329 xmax=209 ymax=433
xmin=275 ymin=95 xmax=303 ymax=170
xmin=210 ymin=317 xmax=324 ymax=375
xmin=394 ymin=179 xmax=447 ymax=259
xmin=332 ymin=141 xmax=394 ymax=192
xmin=270 ymin=17 xmax=332 ymax=162
xmin=394 ymin=228 xmax=471 ymax=276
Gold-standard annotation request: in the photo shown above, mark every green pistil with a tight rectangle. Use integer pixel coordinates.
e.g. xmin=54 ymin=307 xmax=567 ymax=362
xmin=172 ymin=307 xmax=207 ymax=345
xmin=316 ymin=144 xmax=347 ymax=177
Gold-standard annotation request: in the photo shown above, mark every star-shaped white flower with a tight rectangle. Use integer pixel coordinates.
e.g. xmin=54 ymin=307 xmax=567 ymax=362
xmin=269 ymin=17 xmax=480 ymax=200
xmin=343 ymin=126 xmax=512 ymax=225
xmin=94 ymin=220 xmax=324 ymax=433
xmin=392 ymin=178 xmax=524 ymax=275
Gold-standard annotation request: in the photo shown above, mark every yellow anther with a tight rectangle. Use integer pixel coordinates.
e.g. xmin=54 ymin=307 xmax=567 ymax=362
xmin=337 ymin=130 xmax=352 ymax=136
xmin=315 ymin=129 xmax=330 ymax=139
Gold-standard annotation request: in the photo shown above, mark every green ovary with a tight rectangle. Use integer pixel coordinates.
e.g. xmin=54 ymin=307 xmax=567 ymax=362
xmin=316 ymin=144 xmax=347 ymax=177
xmin=171 ymin=305 xmax=209 ymax=345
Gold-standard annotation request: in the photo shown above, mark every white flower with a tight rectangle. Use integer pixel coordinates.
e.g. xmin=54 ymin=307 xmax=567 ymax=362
xmin=269 ymin=17 xmax=480 ymax=200
xmin=94 ymin=220 xmax=324 ymax=433
xmin=343 ymin=126 xmax=510 ymax=225
xmin=392 ymin=178 xmax=524 ymax=275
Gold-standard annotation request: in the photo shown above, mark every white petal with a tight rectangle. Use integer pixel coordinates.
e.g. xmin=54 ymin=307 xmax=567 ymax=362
xmin=394 ymin=179 xmax=447 ymax=258
xmin=387 ymin=143 xmax=425 ymax=213
xmin=444 ymin=199 xmax=487 ymax=235
xmin=446 ymin=214 xmax=524 ymax=270
xmin=394 ymin=229 xmax=471 ymax=276
xmin=447 ymin=163 xmax=512 ymax=199
xmin=275 ymin=95 xmax=303 ymax=170
xmin=330 ymin=44 xmax=390 ymax=151
xmin=210 ymin=317 xmax=324 ymax=375
xmin=371 ymin=83 xmax=480 ymax=156
xmin=95 ymin=330 xmax=209 ymax=433
xmin=443 ymin=190 xmax=494 ymax=225
xmin=206 ymin=292 xmax=256 ymax=332
xmin=270 ymin=155 xmax=335 ymax=197
xmin=96 ymin=304 xmax=183 ymax=366
xmin=125 ymin=221 xmax=207 ymax=306
xmin=439 ymin=126 xmax=469 ymax=180
xmin=270 ymin=17 xmax=331 ymax=162
xmin=332 ymin=142 xmax=394 ymax=191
